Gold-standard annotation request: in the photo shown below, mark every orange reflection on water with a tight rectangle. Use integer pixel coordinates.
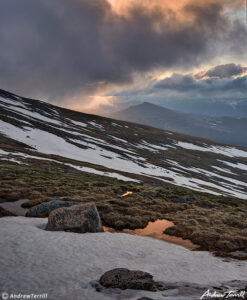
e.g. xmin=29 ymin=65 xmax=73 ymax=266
xmin=121 ymin=191 xmax=133 ymax=197
xmin=104 ymin=219 xmax=197 ymax=249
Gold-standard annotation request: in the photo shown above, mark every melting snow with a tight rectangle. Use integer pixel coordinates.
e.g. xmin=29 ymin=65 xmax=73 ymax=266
xmin=69 ymin=120 xmax=88 ymax=128
xmin=65 ymin=164 xmax=138 ymax=182
xmin=0 ymin=217 xmax=246 ymax=300
xmin=111 ymin=122 xmax=122 ymax=127
xmin=0 ymin=96 xmax=26 ymax=109
xmin=0 ymin=149 xmax=138 ymax=182
xmin=219 ymin=160 xmax=247 ymax=171
xmin=3 ymin=105 xmax=61 ymax=125
xmin=108 ymin=135 xmax=128 ymax=144
xmin=88 ymin=121 xmax=104 ymax=129
xmin=175 ymin=141 xmax=247 ymax=158
xmin=1 ymin=119 xmax=247 ymax=199
xmin=142 ymin=141 xmax=168 ymax=151
xmin=212 ymin=166 xmax=235 ymax=175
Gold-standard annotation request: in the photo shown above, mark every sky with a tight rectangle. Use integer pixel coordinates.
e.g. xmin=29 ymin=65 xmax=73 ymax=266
xmin=0 ymin=0 xmax=247 ymax=116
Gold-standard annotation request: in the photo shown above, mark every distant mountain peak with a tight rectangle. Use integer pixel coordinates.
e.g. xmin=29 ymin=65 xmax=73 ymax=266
xmin=111 ymin=101 xmax=247 ymax=147
xmin=134 ymin=102 xmax=170 ymax=110
xmin=139 ymin=102 xmax=158 ymax=107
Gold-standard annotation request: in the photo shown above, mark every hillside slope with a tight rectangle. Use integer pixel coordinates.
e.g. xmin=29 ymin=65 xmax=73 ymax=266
xmin=0 ymin=89 xmax=247 ymax=199
xmin=111 ymin=102 xmax=247 ymax=146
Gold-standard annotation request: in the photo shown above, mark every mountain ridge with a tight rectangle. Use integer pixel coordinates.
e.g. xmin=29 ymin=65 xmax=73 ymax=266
xmin=111 ymin=102 xmax=247 ymax=146
xmin=0 ymin=88 xmax=247 ymax=200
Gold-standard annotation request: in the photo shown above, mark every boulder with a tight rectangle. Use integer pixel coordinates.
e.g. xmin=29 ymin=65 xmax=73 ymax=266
xmin=99 ymin=268 xmax=160 ymax=291
xmin=25 ymin=200 xmax=79 ymax=217
xmin=45 ymin=202 xmax=103 ymax=233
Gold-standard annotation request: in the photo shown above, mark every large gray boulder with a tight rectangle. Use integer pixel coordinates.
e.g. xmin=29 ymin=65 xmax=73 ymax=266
xmin=45 ymin=202 xmax=103 ymax=233
xmin=25 ymin=200 xmax=79 ymax=217
xmin=99 ymin=268 xmax=163 ymax=291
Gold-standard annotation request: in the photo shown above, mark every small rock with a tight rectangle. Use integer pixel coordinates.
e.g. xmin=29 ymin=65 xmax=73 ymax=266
xmin=45 ymin=202 xmax=103 ymax=233
xmin=26 ymin=200 xmax=80 ymax=217
xmin=99 ymin=268 xmax=161 ymax=292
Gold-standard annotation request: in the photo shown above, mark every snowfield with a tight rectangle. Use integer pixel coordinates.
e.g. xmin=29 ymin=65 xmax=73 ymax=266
xmin=1 ymin=93 xmax=247 ymax=199
xmin=1 ymin=118 xmax=247 ymax=199
xmin=0 ymin=217 xmax=246 ymax=300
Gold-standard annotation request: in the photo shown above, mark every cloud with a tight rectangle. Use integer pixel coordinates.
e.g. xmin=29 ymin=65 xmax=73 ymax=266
xmin=112 ymin=63 xmax=247 ymax=117
xmin=196 ymin=63 xmax=247 ymax=79
xmin=0 ymin=0 xmax=246 ymax=109
xmin=154 ymin=74 xmax=199 ymax=91
xmin=153 ymin=65 xmax=247 ymax=94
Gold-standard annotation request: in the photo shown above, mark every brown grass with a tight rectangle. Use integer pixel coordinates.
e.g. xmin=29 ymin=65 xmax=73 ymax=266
xmin=1 ymin=160 xmax=247 ymax=259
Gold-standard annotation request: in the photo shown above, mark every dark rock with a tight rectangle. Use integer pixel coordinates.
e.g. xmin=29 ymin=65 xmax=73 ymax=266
xmin=45 ymin=202 xmax=103 ymax=233
xmin=99 ymin=268 xmax=161 ymax=292
xmin=25 ymin=200 xmax=80 ymax=217
xmin=136 ymin=297 xmax=154 ymax=300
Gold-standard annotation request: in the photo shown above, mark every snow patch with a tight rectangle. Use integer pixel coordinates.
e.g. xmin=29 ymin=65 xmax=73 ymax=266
xmin=69 ymin=120 xmax=88 ymax=128
xmin=175 ymin=142 xmax=247 ymax=158
xmin=88 ymin=121 xmax=104 ymax=129
xmin=0 ymin=96 xmax=27 ymax=109
xmin=212 ymin=166 xmax=235 ymax=175
xmin=219 ymin=160 xmax=247 ymax=171
xmin=0 ymin=217 xmax=246 ymax=300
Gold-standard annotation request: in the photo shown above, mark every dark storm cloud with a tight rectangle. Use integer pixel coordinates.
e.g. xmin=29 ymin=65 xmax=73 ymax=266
xmin=196 ymin=63 xmax=247 ymax=79
xmin=154 ymin=74 xmax=199 ymax=91
xmin=0 ymin=0 xmax=246 ymax=103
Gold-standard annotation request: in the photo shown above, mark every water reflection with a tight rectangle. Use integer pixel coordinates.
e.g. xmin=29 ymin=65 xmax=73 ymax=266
xmin=104 ymin=219 xmax=197 ymax=249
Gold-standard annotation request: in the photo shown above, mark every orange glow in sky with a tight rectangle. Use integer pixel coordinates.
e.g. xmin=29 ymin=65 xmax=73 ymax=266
xmin=108 ymin=0 xmax=244 ymax=14
xmin=109 ymin=0 xmax=188 ymax=11
xmin=63 ymin=94 xmax=116 ymax=114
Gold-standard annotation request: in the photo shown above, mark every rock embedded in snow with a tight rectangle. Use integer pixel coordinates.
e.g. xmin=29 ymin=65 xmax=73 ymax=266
xmin=26 ymin=200 xmax=80 ymax=217
xmin=99 ymin=268 xmax=163 ymax=292
xmin=45 ymin=202 xmax=103 ymax=233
